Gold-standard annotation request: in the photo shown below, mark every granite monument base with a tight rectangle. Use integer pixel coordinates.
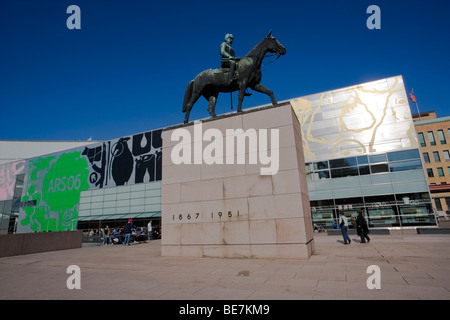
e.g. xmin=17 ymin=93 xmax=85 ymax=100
xmin=161 ymin=102 xmax=314 ymax=259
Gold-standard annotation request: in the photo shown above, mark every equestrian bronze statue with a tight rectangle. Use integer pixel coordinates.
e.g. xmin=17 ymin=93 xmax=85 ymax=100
xmin=182 ymin=31 xmax=286 ymax=124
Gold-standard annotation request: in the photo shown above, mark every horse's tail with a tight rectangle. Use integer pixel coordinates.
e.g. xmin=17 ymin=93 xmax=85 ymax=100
xmin=183 ymin=80 xmax=194 ymax=113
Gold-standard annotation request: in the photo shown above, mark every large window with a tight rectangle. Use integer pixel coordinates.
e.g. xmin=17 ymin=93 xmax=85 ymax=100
xmin=437 ymin=167 xmax=445 ymax=177
xmin=433 ymin=151 xmax=441 ymax=162
xmin=418 ymin=132 xmax=426 ymax=147
xmin=306 ymin=149 xmax=424 ymax=180
xmin=444 ymin=150 xmax=450 ymax=161
xmin=389 ymin=159 xmax=422 ymax=172
xmin=434 ymin=198 xmax=443 ymax=211
xmin=427 ymin=168 xmax=434 ymax=178
xmin=438 ymin=130 xmax=447 ymax=144
xmin=387 ymin=149 xmax=420 ymax=161
xmin=309 ymin=192 xmax=436 ymax=229
xmin=329 ymin=157 xmax=357 ymax=168
xmin=306 ymin=161 xmax=331 ymax=181
xmin=423 ymin=152 xmax=430 ymax=163
xmin=330 ymin=166 xmax=359 ymax=178
xmin=428 ymin=131 xmax=436 ymax=146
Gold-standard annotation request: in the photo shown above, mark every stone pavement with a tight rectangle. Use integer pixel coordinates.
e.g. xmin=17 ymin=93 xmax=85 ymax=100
xmin=0 ymin=230 xmax=449 ymax=300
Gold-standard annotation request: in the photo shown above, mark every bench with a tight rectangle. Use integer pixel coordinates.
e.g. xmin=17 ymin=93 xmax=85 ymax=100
xmin=416 ymin=228 xmax=450 ymax=234
xmin=82 ymin=235 xmax=103 ymax=243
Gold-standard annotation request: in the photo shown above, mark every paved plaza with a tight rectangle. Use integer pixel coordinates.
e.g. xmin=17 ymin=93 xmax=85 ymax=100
xmin=0 ymin=230 xmax=449 ymax=300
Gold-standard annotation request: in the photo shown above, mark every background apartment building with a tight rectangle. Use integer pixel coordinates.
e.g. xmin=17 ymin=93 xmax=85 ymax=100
xmin=413 ymin=111 xmax=450 ymax=219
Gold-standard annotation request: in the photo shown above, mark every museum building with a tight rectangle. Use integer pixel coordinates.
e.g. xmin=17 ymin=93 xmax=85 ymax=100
xmin=0 ymin=75 xmax=436 ymax=235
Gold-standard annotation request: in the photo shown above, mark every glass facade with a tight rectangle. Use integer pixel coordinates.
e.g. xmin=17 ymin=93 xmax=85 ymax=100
xmin=307 ymin=149 xmax=423 ymax=182
xmin=307 ymin=149 xmax=435 ymax=228
xmin=292 ymin=76 xmax=436 ymax=229
xmin=311 ymin=192 xmax=434 ymax=229
xmin=77 ymin=181 xmax=161 ymax=232
xmin=0 ymin=160 xmax=25 ymax=234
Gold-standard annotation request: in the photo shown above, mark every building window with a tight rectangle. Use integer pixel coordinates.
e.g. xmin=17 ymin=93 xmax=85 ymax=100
xmin=427 ymin=168 xmax=434 ymax=178
xmin=437 ymin=167 xmax=445 ymax=177
xmin=387 ymin=149 xmax=420 ymax=161
xmin=423 ymin=152 xmax=430 ymax=163
xmin=433 ymin=151 xmax=441 ymax=162
xmin=389 ymin=159 xmax=422 ymax=172
xmin=428 ymin=131 xmax=436 ymax=146
xmin=370 ymin=163 xmax=389 ymax=174
xmin=418 ymin=132 xmax=426 ymax=147
xmin=369 ymin=154 xmax=387 ymax=163
xmin=438 ymin=130 xmax=447 ymax=144
xmin=444 ymin=150 xmax=450 ymax=161
xmin=329 ymin=157 xmax=357 ymax=168
xmin=448 ymin=166 xmax=450 ymax=176
xmin=434 ymin=198 xmax=443 ymax=211
xmin=330 ymin=166 xmax=359 ymax=178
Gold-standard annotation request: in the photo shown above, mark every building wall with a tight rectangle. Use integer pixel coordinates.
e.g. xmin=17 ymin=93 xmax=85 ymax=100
xmin=0 ymin=140 xmax=99 ymax=166
xmin=414 ymin=115 xmax=450 ymax=216
xmin=14 ymin=129 xmax=162 ymax=233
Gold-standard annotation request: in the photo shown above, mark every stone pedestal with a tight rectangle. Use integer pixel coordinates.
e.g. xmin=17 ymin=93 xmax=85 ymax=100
xmin=161 ymin=102 xmax=314 ymax=259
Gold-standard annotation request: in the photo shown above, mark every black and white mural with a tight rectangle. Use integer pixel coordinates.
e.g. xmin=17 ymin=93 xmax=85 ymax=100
xmin=82 ymin=129 xmax=162 ymax=189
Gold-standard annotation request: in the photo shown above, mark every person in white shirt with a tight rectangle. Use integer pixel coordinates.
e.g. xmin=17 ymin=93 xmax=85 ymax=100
xmin=147 ymin=220 xmax=153 ymax=241
xmin=339 ymin=211 xmax=351 ymax=244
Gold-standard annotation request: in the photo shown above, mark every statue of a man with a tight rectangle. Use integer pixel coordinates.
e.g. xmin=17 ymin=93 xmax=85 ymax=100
xmin=220 ymin=33 xmax=237 ymax=84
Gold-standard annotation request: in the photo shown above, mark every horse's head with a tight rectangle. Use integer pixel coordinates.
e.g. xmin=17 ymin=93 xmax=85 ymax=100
xmin=265 ymin=30 xmax=286 ymax=55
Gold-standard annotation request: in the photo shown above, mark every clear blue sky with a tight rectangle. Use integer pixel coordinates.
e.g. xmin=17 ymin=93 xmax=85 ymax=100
xmin=1 ymin=0 xmax=449 ymax=141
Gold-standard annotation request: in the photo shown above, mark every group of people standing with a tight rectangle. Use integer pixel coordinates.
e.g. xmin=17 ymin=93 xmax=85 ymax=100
xmin=101 ymin=219 xmax=155 ymax=246
xmin=338 ymin=210 xmax=371 ymax=245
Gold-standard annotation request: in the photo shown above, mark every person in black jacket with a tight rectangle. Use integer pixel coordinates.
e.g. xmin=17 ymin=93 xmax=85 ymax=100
xmin=356 ymin=210 xmax=370 ymax=243
xmin=123 ymin=219 xmax=133 ymax=246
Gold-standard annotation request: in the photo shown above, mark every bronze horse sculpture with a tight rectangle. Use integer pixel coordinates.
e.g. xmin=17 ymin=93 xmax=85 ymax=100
xmin=182 ymin=31 xmax=286 ymax=124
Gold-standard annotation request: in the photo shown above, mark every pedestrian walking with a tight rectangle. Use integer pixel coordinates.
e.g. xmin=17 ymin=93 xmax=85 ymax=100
xmin=356 ymin=210 xmax=371 ymax=243
xmin=339 ymin=211 xmax=351 ymax=244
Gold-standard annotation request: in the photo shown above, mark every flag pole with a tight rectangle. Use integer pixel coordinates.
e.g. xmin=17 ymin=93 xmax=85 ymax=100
xmin=410 ymin=88 xmax=421 ymax=120
xmin=415 ymin=100 xmax=421 ymax=121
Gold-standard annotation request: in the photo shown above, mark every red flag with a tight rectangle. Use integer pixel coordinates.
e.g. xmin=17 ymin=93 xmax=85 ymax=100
xmin=409 ymin=89 xmax=417 ymax=103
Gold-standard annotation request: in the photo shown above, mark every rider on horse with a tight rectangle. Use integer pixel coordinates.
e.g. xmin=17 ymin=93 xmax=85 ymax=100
xmin=220 ymin=33 xmax=250 ymax=95
xmin=220 ymin=33 xmax=237 ymax=84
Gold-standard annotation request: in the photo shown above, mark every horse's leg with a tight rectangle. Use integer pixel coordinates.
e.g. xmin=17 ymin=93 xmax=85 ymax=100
xmin=184 ymin=106 xmax=191 ymax=124
xmin=237 ymin=80 xmax=248 ymax=113
xmin=184 ymin=90 xmax=202 ymax=124
xmin=251 ymin=83 xmax=277 ymax=106
xmin=204 ymin=92 xmax=218 ymax=118
xmin=209 ymin=94 xmax=218 ymax=118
